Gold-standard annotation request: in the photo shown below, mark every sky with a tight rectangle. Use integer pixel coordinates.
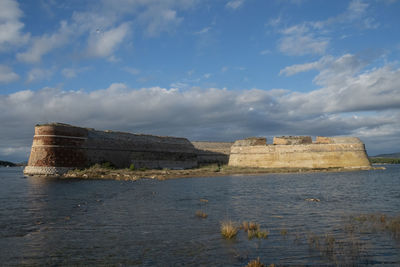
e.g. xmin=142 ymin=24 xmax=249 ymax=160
xmin=1 ymin=0 xmax=400 ymax=162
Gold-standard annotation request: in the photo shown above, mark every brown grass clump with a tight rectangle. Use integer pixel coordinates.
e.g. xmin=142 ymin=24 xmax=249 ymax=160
xmin=245 ymin=257 xmax=265 ymax=267
xmin=195 ymin=210 xmax=208 ymax=218
xmin=349 ymin=213 xmax=400 ymax=239
xmin=241 ymin=221 xmax=260 ymax=232
xmin=280 ymin=229 xmax=288 ymax=236
xmin=220 ymin=221 xmax=238 ymax=239
xmin=248 ymin=229 xmax=269 ymax=240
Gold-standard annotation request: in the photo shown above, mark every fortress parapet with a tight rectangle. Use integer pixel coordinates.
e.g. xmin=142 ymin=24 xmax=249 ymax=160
xmin=24 ymin=123 xmax=199 ymax=175
xmin=273 ymin=136 xmax=312 ymax=145
xmin=229 ymin=136 xmax=371 ymax=169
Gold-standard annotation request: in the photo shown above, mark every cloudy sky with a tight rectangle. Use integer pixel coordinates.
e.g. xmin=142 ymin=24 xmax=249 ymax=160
xmin=1 ymin=0 xmax=400 ymax=162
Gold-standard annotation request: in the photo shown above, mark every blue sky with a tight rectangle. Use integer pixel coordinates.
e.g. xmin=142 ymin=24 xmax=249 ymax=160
xmin=1 ymin=0 xmax=400 ymax=161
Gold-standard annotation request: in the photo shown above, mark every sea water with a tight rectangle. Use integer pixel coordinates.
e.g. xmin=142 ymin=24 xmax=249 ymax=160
xmin=0 ymin=165 xmax=399 ymax=266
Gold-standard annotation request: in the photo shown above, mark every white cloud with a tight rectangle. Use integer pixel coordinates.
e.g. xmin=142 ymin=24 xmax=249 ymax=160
xmin=194 ymin=27 xmax=211 ymax=35
xmin=204 ymin=73 xmax=211 ymax=79
xmin=279 ymin=24 xmax=329 ymax=56
xmin=226 ymin=0 xmax=245 ymax=9
xmin=0 ymin=0 xmax=29 ymax=51
xmin=26 ymin=68 xmax=53 ymax=83
xmin=260 ymin=49 xmax=271 ymax=55
xmin=139 ymin=8 xmax=183 ymax=37
xmin=123 ymin=67 xmax=140 ymax=75
xmin=275 ymin=0 xmax=379 ymax=56
xmin=280 ymin=61 xmax=319 ymax=76
xmin=16 ymin=21 xmax=72 ymax=63
xmin=0 ymin=65 xmax=19 ymax=83
xmin=14 ymin=0 xmax=198 ymax=64
xmin=280 ymin=54 xmax=400 ymax=115
xmin=2 ymin=56 xmax=400 ymax=160
xmin=61 ymin=67 xmax=90 ymax=78
xmin=87 ymin=23 xmax=130 ymax=58
xmin=97 ymin=0 xmax=198 ymax=36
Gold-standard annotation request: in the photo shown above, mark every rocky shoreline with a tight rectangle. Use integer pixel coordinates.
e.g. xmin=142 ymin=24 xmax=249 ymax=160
xmin=56 ymin=164 xmax=384 ymax=181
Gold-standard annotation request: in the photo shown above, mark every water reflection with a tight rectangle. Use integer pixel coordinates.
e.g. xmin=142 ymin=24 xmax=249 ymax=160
xmin=0 ymin=166 xmax=399 ymax=265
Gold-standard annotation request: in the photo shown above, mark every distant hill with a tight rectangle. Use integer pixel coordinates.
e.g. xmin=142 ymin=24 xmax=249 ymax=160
xmin=372 ymin=152 xmax=400 ymax=158
xmin=0 ymin=160 xmax=16 ymax=167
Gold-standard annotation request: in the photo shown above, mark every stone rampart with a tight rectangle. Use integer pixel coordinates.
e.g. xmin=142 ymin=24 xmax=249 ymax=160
xmin=229 ymin=136 xmax=371 ymax=169
xmin=24 ymin=123 xmax=198 ymax=175
xmin=192 ymin=141 xmax=233 ymax=165
xmin=273 ymin=136 xmax=312 ymax=145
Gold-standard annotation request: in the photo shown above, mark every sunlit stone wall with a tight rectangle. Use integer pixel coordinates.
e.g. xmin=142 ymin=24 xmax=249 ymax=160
xmin=229 ymin=136 xmax=371 ymax=169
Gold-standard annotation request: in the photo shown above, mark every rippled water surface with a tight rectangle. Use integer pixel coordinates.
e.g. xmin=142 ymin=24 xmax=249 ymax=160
xmin=1 ymin=166 xmax=399 ymax=266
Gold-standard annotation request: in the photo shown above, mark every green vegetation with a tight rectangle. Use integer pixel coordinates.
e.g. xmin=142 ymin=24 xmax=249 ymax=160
xmin=0 ymin=160 xmax=16 ymax=167
xmin=65 ymin=162 xmax=379 ymax=181
xmin=373 ymin=152 xmax=400 ymax=158
xmin=248 ymin=228 xmax=269 ymax=239
xmin=369 ymin=157 xmax=400 ymax=164
xmin=100 ymin=161 xmax=115 ymax=169
xmin=239 ymin=221 xmax=269 ymax=239
xmin=129 ymin=163 xmax=135 ymax=171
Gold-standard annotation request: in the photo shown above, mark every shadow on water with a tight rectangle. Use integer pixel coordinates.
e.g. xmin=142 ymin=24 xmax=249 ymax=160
xmin=0 ymin=165 xmax=399 ymax=265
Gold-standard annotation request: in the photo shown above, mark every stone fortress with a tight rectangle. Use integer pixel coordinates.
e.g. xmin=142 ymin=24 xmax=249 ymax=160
xmin=24 ymin=123 xmax=371 ymax=176
xmin=229 ymin=136 xmax=371 ymax=169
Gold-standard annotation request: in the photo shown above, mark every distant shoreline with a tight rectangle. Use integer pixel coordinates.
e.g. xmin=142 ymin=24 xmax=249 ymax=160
xmin=369 ymin=157 xmax=400 ymax=164
xmin=54 ymin=164 xmax=384 ymax=181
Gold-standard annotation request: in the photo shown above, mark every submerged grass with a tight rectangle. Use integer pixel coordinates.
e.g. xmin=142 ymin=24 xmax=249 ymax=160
xmin=245 ymin=257 xmax=266 ymax=267
xmin=195 ymin=210 xmax=208 ymax=218
xmin=248 ymin=229 xmax=269 ymax=240
xmin=240 ymin=221 xmax=269 ymax=240
xmin=220 ymin=221 xmax=238 ymax=239
xmin=348 ymin=213 xmax=400 ymax=239
xmin=241 ymin=221 xmax=260 ymax=232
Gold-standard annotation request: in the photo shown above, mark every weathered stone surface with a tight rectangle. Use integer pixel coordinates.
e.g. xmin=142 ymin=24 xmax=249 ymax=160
xmin=233 ymin=137 xmax=266 ymax=146
xmin=229 ymin=136 xmax=371 ymax=169
xmin=273 ymin=136 xmax=312 ymax=145
xmin=24 ymin=123 xmax=199 ymax=175
xmin=192 ymin=141 xmax=233 ymax=164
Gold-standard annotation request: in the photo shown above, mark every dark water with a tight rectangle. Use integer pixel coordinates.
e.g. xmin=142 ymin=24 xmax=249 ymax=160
xmin=1 ymin=166 xmax=399 ymax=266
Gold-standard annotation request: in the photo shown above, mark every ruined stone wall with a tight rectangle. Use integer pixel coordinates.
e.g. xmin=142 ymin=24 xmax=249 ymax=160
xmin=24 ymin=123 xmax=198 ymax=175
xmin=191 ymin=141 xmax=233 ymax=165
xmin=229 ymin=136 xmax=371 ymax=169
xmin=273 ymin=136 xmax=312 ymax=145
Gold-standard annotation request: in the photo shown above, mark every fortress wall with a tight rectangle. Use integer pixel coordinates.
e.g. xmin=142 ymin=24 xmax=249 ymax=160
xmin=232 ymin=137 xmax=266 ymax=146
xmin=229 ymin=137 xmax=371 ymax=169
xmin=24 ymin=124 xmax=198 ymax=175
xmin=84 ymin=130 xmax=197 ymax=169
xmin=191 ymin=141 xmax=233 ymax=165
xmin=26 ymin=125 xmax=89 ymax=172
xmin=273 ymin=136 xmax=312 ymax=145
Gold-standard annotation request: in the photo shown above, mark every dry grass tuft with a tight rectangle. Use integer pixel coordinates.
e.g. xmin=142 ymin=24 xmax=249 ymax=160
xmin=245 ymin=257 xmax=266 ymax=267
xmin=241 ymin=221 xmax=260 ymax=232
xmin=248 ymin=229 xmax=269 ymax=239
xmin=220 ymin=221 xmax=238 ymax=239
xmin=195 ymin=210 xmax=208 ymax=218
xmin=280 ymin=228 xmax=288 ymax=236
